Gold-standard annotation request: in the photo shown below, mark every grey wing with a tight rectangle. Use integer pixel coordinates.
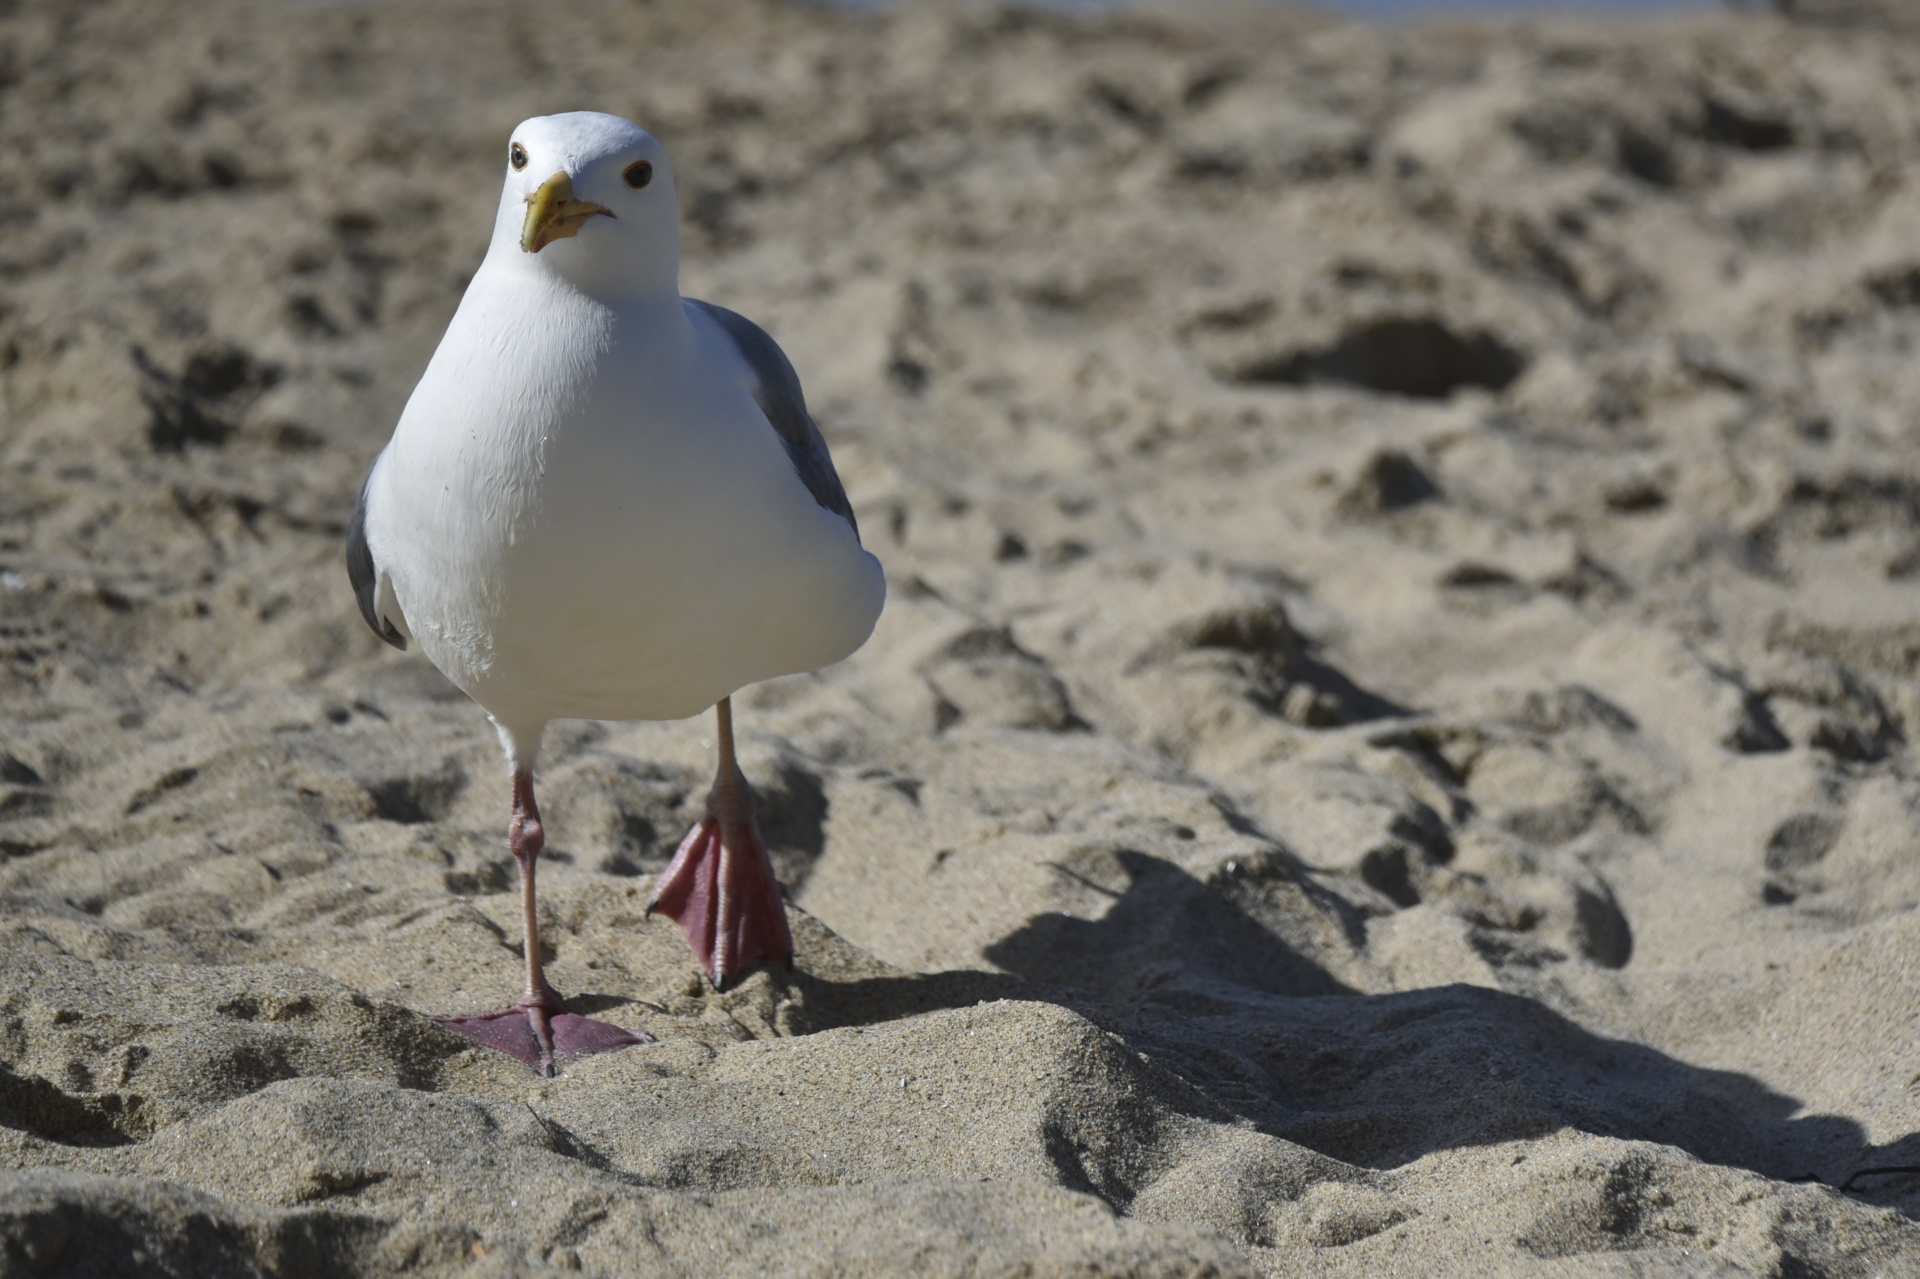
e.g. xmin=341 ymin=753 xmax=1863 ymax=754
xmin=346 ymin=466 xmax=406 ymax=650
xmin=686 ymin=298 xmax=860 ymax=542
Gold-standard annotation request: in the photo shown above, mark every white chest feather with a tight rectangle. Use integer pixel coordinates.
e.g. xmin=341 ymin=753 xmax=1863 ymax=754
xmin=365 ymin=270 xmax=883 ymax=728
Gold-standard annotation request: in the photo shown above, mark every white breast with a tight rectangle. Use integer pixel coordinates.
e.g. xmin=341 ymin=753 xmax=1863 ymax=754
xmin=364 ymin=270 xmax=884 ymax=733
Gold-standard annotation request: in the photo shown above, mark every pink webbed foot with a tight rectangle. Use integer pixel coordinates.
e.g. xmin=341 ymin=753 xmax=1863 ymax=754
xmin=648 ymin=799 xmax=794 ymax=991
xmin=435 ymin=999 xmax=652 ymax=1078
xmin=435 ymin=768 xmax=652 ymax=1076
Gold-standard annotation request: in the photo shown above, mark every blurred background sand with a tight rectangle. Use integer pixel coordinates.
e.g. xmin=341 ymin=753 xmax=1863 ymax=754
xmin=3 ymin=0 xmax=1920 ymax=1274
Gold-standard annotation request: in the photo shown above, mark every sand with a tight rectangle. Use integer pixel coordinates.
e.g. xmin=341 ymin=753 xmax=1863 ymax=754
xmin=3 ymin=0 xmax=1920 ymax=1273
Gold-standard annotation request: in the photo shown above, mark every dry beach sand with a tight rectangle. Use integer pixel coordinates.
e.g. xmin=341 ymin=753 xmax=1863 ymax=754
xmin=4 ymin=0 xmax=1920 ymax=1273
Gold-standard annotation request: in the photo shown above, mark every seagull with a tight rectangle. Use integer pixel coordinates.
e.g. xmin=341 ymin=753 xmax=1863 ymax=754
xmin=345 ymin=112 xmax=885 ymax=1075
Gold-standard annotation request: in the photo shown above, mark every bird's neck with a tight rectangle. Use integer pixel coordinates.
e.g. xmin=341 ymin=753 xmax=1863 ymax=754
xmin=485 ymin=241 xmax=681 ymax=305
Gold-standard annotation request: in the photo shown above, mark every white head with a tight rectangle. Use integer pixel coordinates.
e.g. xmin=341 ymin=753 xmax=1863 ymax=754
xmin=488 ymin=112 xmax=680 ymax=299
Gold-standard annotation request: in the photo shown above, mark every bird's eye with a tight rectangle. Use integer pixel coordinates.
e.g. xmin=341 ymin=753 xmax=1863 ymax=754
xmin=509 ymin=142 xmax=528 ymax=172
xmin=623 ymin=160 xmax=653 ymax=190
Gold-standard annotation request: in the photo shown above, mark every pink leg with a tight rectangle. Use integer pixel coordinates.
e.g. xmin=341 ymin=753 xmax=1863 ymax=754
xmin=436 ymin=771 xmax=652 ymax=1075
xmin=648 ymin=697 xmax=795 ymax=990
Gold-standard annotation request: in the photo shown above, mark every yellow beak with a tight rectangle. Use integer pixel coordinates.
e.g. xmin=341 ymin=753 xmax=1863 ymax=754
xmin=521 ymin=171 xmax=613 ymax=253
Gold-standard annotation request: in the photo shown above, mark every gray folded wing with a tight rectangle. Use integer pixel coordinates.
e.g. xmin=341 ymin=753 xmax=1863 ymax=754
xmin=686 ymin=298 xmax=860 ymax=542
xmin=346 ymin=468 xmax=406 ymax=650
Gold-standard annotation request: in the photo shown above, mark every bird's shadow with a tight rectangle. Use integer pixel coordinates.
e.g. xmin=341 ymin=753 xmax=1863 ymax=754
xmin=757 ymin=759 xmax=830 ymax=895
xmin=781 ymin=850 xmax=1917 ymax=1220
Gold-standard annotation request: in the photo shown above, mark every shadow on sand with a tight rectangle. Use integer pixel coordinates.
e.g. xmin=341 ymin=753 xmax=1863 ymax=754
xmin=781 ymin=850 xmax=1917 ymax=1219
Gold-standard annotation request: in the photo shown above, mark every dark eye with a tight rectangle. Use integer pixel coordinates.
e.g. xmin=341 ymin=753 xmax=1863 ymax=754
xmin=623 ymin=160 xmax=653 ymax=190
xmin=509 ymin=142 xmax=528 ymax=171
